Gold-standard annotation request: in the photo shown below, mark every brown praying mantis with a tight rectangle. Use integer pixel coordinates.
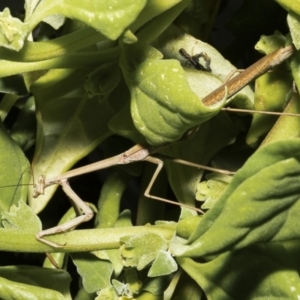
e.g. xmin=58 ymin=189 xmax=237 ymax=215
xmin=6 ymin=44 xmax=297 ymax=248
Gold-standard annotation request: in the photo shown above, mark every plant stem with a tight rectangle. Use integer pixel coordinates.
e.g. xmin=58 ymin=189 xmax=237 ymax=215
xmin=0 ymin=225 xmax=175 ymax=253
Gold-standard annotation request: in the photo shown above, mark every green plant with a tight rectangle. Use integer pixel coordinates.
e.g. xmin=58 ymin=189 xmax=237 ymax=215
xmin=0 ymin=0 xmax=300 ymax=299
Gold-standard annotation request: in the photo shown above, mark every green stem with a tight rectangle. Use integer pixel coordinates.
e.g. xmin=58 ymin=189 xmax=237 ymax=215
xmin=96 ymin=168 xmax=130 ymax=228
xmin=0 ymin=225 xmax=175 ymax=253
xmin=0 ymin=48 xmax=119 ymax=78
xmin=0 ymin=27 xmax=105 ymax=62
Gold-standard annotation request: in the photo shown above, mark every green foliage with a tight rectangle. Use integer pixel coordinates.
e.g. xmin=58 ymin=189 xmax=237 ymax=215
xmin=0 ymin=0 xmax=300 ymax=299
xmin=196 ymin=173 xmax=232 ymax=209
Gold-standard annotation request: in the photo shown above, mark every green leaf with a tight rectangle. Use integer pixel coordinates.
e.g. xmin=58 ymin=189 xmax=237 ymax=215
xmin=42 ymin=15 xmax=66 ymax=30
xmin=27 ymin=0 xmax=147 ymax=41
xmin=94 ymin=210 xmax=133 ymax=277
xmin=84 ymin=62 xmax=121 ymax=101
xmin=288 ymin=12 xmax=300 ymax=49
xmin=255 ymin=31 xmax=288 ymax=54
xmin=262 ymin=93 xmax=300 ymax=145
xmin=96 ymin=169 xmax=130 ymax=229
xmin=112 ymin=279 xmax=128 ymax=296
xmin=0 ymin=8 xmax=30 ymax=51
xmin=120 ymin=233 xmax=168 ymax=270
xmin=25 ymin=0 xmax=41 ymax=21
xmin=71 ymin=252 xmax=113 ymax=293
xmin=154 ymin=24 xmax=255 ymax=109
xmin=0 ymin=265 xmax=71 ymax=300
xmin=112 ymin=268 xmax=142 ymax=297
xmin=0 ymin=122 xmax=30 ymax=214
xmin=120 ymin=41 xmax=225 ymax=146
xmin=246 ymin=33 xmax=293 ymax=146
xmin=141 ymin=275 xmax=172 ymax=297
xmin=148 ymin=250 xmax=178 ymax=277
xmin=109 ymin=100 xmax=146 ymax=144
xmin=176 ymin=215 xmax=203 ymax=239
xmin=172 ymin=139 xmax=300 ymax=257
xmin=276 ymin=0 xmax=300 ymax=17
xmin=28 ymin=68 xmax=114 ymax=213
xmin=177 ymin=243 xmax=300 ymax=300
xmin=196 ymin=173 xmax=233 ymax=210
xmin=1 ymin=200 xmax=41 ymax=232
xmin=167 ymin=270 xmax=203 ymax=300
xmin=96 ymin=286 xmax=117 ymax=300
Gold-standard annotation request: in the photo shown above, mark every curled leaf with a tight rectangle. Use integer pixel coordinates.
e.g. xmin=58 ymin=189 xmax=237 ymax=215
xmin=120 ymin=42 xmax=224 ymax=145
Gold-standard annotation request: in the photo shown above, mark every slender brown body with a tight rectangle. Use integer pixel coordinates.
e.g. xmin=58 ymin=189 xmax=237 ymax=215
xmin=202 ymin=44 xmax=295 ymax=106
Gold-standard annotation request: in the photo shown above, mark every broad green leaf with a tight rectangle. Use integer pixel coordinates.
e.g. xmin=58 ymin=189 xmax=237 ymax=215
xmin=0 ymin=265 xmax=71 ymax=300
xmin=177 ymin=243 xmax=300 ymax=300
xmin=120 ymin=233 xmax=168 ymax=270
xmin=120 ymin=41 xmax=225 ymax=146
xmin=148 ymin=250 xmax=178 ymax=277
xmin=0 ymin=121 xmax=30 ymax=215
xmin=71 ymin=252 xmax=113 ymax=293
xmin=27 ymin=0 xmax=147 ymax=41
xmin=1 ymin=200 xmax=41 ymax=232
xmin=172 ymin=139 xmax=300 ymax=257
xmin=0 ymin=277 xmax=66 ymax=300
xmin=28 ymin=68 xmax=115 ymax=213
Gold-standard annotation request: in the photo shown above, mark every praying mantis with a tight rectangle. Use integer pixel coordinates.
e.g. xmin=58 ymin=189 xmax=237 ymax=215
xmin=25 ymin=44 xmax=294 ymax=247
